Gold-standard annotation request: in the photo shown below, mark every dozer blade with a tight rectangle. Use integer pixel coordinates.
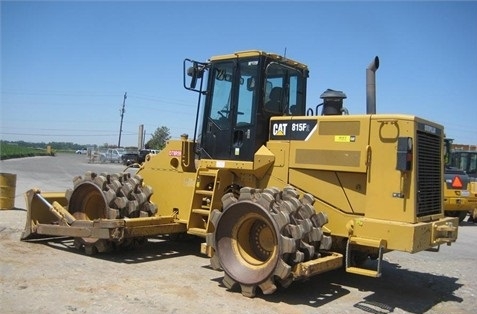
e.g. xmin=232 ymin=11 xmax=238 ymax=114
xmin=20 ymin=174 xmax=190 ymax=255
xmin=21 ymin=189 xmax=124 ymax=242
xmin=21 ymin=187 xmax=188 ymax=245
xmin=21 ymin=189 xmax=72 ymax=240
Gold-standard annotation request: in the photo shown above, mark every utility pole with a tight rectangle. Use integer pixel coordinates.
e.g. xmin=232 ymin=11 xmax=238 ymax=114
xmin=118 ymin=92 xmax=127 ymax=147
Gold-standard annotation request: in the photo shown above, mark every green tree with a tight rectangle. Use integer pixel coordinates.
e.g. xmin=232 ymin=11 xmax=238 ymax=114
xmin=147 ymin=126 xmax=171 ymax=150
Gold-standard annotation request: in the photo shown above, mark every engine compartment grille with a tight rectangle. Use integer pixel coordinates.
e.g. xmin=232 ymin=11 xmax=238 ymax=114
xmin=416 ymin=131 xmax=442 ymax=216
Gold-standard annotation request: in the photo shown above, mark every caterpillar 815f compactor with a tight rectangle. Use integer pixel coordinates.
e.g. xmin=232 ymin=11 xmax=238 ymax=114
xmin=22 ymin=50 xmax=458 ymax=297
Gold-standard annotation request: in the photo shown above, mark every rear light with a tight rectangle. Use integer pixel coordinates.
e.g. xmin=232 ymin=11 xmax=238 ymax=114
xmin=397 ymin=137 xmax=413 ymax=172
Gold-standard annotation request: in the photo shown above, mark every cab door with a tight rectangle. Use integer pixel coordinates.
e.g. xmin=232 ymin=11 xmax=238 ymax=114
xmin=200 ymin=60 xmax=263 ymax=161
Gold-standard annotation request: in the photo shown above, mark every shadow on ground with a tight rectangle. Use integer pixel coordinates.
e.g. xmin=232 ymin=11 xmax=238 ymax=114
xmin=27 ymin=235 xmax=463 ymax=313
xmin=29 ymin=234 xmax=204 ymax=264
xmin=211 ymin=259 xmax=463 ymax=313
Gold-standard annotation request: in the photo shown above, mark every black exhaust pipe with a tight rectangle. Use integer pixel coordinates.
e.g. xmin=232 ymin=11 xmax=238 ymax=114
xmin=366 ymin=56 xmax=379 ymax=114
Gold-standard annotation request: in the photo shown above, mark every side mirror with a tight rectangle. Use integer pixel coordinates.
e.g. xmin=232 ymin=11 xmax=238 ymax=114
xmin=187 ymin=63 xmax=204 ymax=89
xmin=183 ymin=59 xmax=207 ymax=92
xmin=187 ymin=66 xmax=198 ymax=89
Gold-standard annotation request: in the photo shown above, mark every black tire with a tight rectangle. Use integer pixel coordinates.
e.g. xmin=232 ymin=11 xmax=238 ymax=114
xmin=445 ymin=210 xmax=468 ymax=223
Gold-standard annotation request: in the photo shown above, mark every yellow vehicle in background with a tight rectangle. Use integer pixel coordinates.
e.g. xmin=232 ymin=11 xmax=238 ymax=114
xmin=443 ymin=166 xmax=473 ymax=222
xmin=21 ymin=50 xmax=458 ymax=297
xmin=447 ymin=142 xmax=477 ymax=222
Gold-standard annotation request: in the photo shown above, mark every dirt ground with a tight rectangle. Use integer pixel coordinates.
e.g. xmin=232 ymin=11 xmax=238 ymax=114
xmin=1 ymin=154 xmax=476 ymax=313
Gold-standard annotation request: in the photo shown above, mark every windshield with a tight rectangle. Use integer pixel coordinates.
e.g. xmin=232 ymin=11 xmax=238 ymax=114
xmin=207 ymin=59 xmax=258 ymax=129
xmin=209 ymin=62 xmax=233 ymax=129
xmin=451 ymin=151 xmax=477 ymax=176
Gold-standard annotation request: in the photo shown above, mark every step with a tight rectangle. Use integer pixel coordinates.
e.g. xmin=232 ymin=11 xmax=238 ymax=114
xmin=345 ymin=237 xmax=384 ymax=278
xmin=192 ymin=209 xmax=210 ymax=216
xmin=188 ymin=227 xmax=207 ymax=237
xmin=195 ymin=189 xmax=214 ymax=196
xmin=346 ymin=266 xmax=381 ymax=278
xmin=199 ymin=169 xmax=219 ymax=177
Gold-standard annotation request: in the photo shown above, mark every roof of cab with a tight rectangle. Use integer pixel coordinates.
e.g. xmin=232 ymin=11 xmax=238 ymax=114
xmin=209 ymin=50 xmax=308 ymax=72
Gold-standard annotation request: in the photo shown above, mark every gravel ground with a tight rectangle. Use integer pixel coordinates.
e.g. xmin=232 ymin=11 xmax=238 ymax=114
xmin=0 ymin=154 xmax=476 ymax=314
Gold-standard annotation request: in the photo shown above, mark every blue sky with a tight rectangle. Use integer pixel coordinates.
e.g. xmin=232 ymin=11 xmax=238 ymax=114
xmin=1 ymin=1 xmax=476 ymax=147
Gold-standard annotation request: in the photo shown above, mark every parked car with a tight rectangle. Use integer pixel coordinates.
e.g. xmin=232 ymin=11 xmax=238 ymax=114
xmin=121 ymin=151 xmax=140 ymax=166
xmin=75 ymin=148 xmax=88 ymax=154
xmin=138 ymin=149 xmax=160 ymax=163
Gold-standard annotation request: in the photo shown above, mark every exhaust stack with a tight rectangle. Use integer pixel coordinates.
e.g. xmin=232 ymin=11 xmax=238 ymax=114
xmin=366 ymin=56 xmax=379 ymax=114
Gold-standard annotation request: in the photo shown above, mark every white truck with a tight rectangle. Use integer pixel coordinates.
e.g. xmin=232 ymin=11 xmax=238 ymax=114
xmin=98 ymin=148 xmax=126 ymax=163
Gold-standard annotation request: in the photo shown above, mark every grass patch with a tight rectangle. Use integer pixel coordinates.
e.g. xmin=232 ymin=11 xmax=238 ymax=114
xmin=0 ymin=142 xmax=54 ymax=160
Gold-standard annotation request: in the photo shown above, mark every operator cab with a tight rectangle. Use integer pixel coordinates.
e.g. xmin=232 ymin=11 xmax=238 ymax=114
xmin=185 ymin=50 xmax=308 ymax=161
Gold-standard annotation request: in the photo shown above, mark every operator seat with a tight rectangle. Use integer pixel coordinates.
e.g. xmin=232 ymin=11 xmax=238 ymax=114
xmin=265 ymin=87 xmax=283 ymax=113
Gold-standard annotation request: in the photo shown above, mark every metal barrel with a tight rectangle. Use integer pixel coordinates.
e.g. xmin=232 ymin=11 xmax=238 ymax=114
xmin=0 ymin=173 xmax=17 ymax=210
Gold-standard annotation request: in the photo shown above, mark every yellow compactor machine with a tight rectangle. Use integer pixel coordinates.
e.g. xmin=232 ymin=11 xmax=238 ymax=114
xmin=22 ymin=50 xmax=458 ymax=297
